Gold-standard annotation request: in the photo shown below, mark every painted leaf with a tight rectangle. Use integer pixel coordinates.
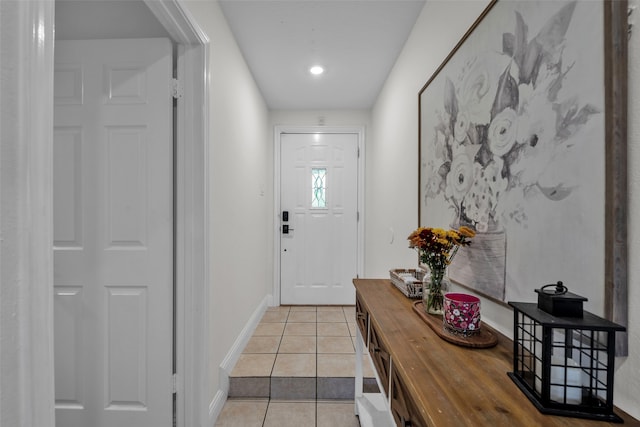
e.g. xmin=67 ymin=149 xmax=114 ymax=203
xmin=490 ymin=64 xmax=519 ymax=119
xmin=547 ymin=60 xmax=574 ymax=103
xmin=443 ymin=77 xmax=458 ymax=121
xmin=554 ymin=101 xmax=600 ymax=140
xmin=521 ymin=40 xmax=544 ymax=86
xmin=502 ymin=32 xmax=515 ymax=57
xmin=534 ymin=1 xmax=577 ymax=55
xmin=512 ymin=12 xmax=534 ymax=83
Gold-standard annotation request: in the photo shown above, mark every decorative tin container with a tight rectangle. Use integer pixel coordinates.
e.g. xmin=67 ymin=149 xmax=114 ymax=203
xmin=443 ymin=292 xmax=481 ymax=335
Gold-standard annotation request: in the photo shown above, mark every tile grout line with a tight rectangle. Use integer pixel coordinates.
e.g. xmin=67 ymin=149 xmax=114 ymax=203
xmin=260 ymin=306 xmax=358 ymax=426
xmin=269 ymin=306 xmax=288 ymax=425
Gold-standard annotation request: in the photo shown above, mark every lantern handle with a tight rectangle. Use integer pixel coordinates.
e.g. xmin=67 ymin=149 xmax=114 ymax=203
xmin=540 ymin=281 xmax=567 ymax=295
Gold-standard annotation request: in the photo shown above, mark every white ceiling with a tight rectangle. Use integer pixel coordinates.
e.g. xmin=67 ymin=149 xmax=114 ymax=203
xmin=219 ymin=0 xmax=426 ymax=110
xmin=55 ymin=0 xmax=425 ymax=110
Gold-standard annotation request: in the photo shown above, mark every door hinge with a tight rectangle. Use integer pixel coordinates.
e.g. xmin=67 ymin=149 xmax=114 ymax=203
xmin=172 ymin=373 xmax=179 ymax=394
xmin=171 ymin=78 xmax=183 ymax=99
xmin=357 ymin=211 xmax=360 ymax=222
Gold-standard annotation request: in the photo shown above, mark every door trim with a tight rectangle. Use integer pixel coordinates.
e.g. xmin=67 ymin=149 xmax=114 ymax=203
xmin=144 ymin=2 xmax=210 ymax=427
xmin=0 ymin=0 xmax=56 ymax=425
xmin=273 ymin=126 xmax=365 ymax=306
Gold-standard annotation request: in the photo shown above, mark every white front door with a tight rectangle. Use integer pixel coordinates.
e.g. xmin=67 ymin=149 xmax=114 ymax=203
xmin=53 ymin=38 xmax=173 ymax=427
xmin=280 ymin=133 xmax=359 ymax=305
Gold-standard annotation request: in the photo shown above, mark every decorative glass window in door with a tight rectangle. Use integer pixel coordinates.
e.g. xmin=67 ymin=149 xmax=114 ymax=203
xmin=311 ymin=168 xmax=327 ymax=208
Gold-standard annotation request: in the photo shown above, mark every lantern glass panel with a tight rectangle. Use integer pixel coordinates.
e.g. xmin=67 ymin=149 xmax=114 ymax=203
xmin=513 ymin=311 xmax=543 ymax=394
xmin=549 ymin=328 xmax=584 ymax=405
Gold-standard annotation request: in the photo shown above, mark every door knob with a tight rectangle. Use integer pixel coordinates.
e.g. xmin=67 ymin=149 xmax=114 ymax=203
xmin=282 ymin=225 xmax=294 ymax=234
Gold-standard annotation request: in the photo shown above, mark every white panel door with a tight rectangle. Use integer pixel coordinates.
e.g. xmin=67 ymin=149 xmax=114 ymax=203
xmin=280 ymin=133 xmax=358 ymax=305
xmin=53 ymin=39 xmax=173 ymax=427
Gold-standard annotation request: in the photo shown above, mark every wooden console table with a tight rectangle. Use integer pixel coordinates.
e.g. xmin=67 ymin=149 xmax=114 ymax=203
xmin=353 ymin=278 xmax=639 ymax=427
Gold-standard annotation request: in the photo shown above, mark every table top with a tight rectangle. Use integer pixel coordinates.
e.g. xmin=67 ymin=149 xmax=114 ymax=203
xmin=353 ymin=278 xmax=639 ymax=427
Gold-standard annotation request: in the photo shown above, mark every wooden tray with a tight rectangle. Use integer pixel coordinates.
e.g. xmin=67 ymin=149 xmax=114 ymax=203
xmin=412 ymin=301 xmax=498 ymax=348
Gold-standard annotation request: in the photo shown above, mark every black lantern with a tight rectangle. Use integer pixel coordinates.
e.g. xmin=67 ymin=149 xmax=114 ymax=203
xmin=507 ymin=282 xmax=626 ymax=423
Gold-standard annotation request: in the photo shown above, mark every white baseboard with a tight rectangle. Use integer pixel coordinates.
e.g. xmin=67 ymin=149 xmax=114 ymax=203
xmin=208 ymin=294 xmax=271 ymax=425
xmin=208 ymin=389 xmax=227 ymax=426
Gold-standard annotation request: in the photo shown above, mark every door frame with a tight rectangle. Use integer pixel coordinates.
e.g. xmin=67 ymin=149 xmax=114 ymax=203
xmin=9 ymin=0 xmax=211 ymax=426
xmin=142 ymin=3 xmax=210 ymax=426
xmin=273 ymin=126 xmax=365 ymax=305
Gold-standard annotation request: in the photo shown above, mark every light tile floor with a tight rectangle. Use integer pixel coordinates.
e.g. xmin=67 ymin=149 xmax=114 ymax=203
xmin=216 ymin=305 xmax=376 ymax=426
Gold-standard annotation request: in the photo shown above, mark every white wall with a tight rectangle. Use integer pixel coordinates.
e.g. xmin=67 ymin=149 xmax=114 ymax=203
xmin=367 ymin=0 xmax=489 ymax=275
xmin=270 ymin=110 xmax=371 ymax=129
xmin=369 ymin=0 xmax=640 ymax=420
xmin=182 ymin=0 xmax=272 ymax=413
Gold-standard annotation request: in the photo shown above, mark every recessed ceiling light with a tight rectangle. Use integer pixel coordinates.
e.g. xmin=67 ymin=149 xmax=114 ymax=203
xmin=309 ymin=65 xmax=324 ymax=75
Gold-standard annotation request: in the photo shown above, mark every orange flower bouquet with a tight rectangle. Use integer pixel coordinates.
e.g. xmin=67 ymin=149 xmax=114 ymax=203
xmin=407 ymin=226 xmax=475 ymax=314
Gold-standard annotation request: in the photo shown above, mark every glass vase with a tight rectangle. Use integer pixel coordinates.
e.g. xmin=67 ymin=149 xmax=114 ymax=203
xmin=422 ymin=265 xmax=448 ymax=315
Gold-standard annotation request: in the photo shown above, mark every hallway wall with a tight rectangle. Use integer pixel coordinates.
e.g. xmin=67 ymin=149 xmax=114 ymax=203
xmin=182 ymin=0 xmax=272 ymax=413
xmin=368 ymin=0 xmax=640 ymax=419
xmin=270 ymin=110 xmax=371 ymax=129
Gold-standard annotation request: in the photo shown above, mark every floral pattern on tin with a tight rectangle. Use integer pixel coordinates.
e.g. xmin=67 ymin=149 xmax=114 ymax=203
xmin=444 ymin=293 xmax=481 ymax=334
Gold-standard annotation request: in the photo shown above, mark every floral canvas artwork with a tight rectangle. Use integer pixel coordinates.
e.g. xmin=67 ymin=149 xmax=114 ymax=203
xmin=420 ymin=1 xmax=608 ymax=306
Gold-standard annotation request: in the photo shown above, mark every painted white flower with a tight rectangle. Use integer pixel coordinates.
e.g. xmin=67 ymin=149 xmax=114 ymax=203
xmin=510 ymin=102 xmax=558 ymax=185
xmin=488 ymin=108 xmax=518 ymax=156
xmin=462 ymin=158 xmax=507 ymax=231
xmin=484 ymin=157 xmax=508 ymax=194
xmin=454 ymin=111 xmax=471 ymax=143
xmin=445 ymin=148 xmax=478 ymax=204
